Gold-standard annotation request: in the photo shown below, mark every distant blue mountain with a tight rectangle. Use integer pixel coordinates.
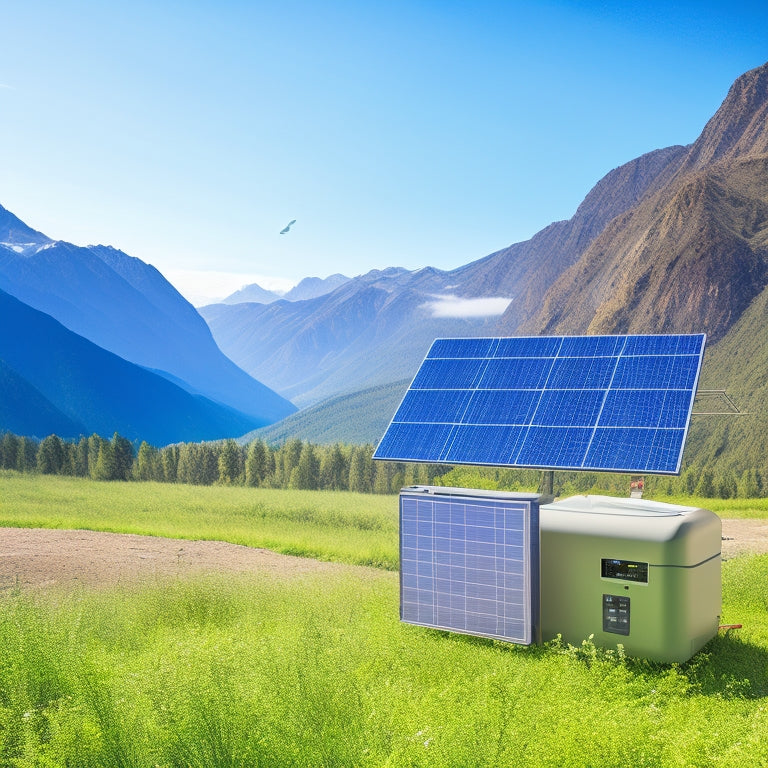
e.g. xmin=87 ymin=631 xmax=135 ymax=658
xmin=201 ymin=267 xmax=503 ymax=406
xmin=0 ymin=358 xmax=87 ymax=438
xmin=221 ymin=273 xmax=351 ymax=305
xmin=0 ymin=288 xmax=263 ymax=444
xmin=0 ymin=204 xmax=295 ymax=426
xmin=283 ymin=273 xmax=350 ymax=301
xmin=221 ymin=282 xmax=283 ymax=305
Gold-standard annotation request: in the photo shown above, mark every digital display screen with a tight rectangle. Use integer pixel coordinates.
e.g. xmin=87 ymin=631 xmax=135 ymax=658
xmin=601 ymin=558 xmax=648 ymax=583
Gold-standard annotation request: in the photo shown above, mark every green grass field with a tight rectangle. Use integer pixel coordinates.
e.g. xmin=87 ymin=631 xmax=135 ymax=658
xmin=0 ymin=471 xmax=399 ymax=569
xmin=659 ymin=494 xmax=768 ymax=519
xmin=2 ymin=472 xmax=767 ymax=573
xmin=1 ymin=559 xmax=766 ymax=767
xmin=1 ymin=472 xmax=767 ymax=766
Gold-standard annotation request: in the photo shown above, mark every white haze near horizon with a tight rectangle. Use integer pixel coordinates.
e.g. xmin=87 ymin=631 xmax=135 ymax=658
xmin=165 ymin=269 xmax=298 ymax=307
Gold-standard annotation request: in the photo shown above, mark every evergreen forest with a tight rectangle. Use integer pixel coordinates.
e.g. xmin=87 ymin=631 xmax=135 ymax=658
xmin=1 ymin=431 xmax=765 ymax=500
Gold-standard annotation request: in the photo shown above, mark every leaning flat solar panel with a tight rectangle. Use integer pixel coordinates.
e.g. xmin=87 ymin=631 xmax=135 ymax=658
xmin=399 ymin=486 xmax=541 ymax=645
xmin=373 ymin=334 xmax=706 ymax=475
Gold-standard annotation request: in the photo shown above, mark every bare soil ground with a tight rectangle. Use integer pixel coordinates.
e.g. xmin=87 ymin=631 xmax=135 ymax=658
xmin=0 ymin=528 xmax=374 ymax=593
xmin=1 ymin=520 xmax=766 ymax=593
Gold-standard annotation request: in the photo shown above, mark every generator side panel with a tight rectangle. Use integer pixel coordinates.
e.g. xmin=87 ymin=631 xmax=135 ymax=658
xmin=540 ymin=524 xmax=721 ymax=663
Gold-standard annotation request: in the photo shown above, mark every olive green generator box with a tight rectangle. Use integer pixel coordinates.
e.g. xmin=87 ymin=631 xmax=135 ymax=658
xmin=539 ymin=495 xmax=721 ymax=663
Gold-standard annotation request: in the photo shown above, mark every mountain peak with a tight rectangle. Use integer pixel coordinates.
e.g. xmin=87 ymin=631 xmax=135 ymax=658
xmin=680 ymin=60 xmax=768 ymax=171
xmin=0 ymin=204 xmax=52 ymax=247
xmin=220 ymin=282 xmax=282 ymax=305
xmin=283 ymin=273 xmax=350 ymax=301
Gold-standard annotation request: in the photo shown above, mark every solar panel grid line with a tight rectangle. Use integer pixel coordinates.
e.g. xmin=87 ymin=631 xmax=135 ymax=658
xmin=578 ymin=335 xmax=628 ymax=468
xmin=505 ymin=336 xmax=565 ymax=467
xmin=374 ymin=334 xmax=705 ymax=474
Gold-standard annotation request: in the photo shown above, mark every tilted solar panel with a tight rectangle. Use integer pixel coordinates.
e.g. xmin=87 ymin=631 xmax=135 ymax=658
xmin=373 ymin=334 xmax=706 ymax=474
xmin=399 ymin=487 xmax=540 ymax=645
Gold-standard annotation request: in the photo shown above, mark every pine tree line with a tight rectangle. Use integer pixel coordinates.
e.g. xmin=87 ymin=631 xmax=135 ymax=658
xmin=2 ymin=431 xmax=766 ymax=498
xmin=2 ymin=432 xmax=134 ymax=481
xmin=0 ymin=432 xmax=445 ymax=494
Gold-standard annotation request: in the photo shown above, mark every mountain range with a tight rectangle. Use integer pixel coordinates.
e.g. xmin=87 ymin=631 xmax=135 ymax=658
xmin=220 ymin=273 xmax=351 ymax=305
xmin=201 ymin=267 xmax=507 ymax=405
xmin=0 ymin=207 xmax=295 ymax=443
xmin=208 ymin=61 xmax=768 ymax=476
xmin=0 ymin=288 xmax=260 ymax=444
xmin=2 ymin=60 xmax=767 ymax=475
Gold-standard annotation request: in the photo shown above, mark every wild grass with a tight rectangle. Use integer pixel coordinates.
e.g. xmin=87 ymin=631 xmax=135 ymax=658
xmin=0 ymin=471 xmax=398 ymax=569
xmin=655 ymin=494 xmax=768 ymax=519
xmin=1 ymin=471 xmax=767 ymax=765
xmin=0 ymin=555 xmax=766 ymax=767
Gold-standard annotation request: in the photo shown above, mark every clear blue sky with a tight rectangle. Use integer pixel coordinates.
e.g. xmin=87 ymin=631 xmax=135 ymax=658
xmin=1 ymin=1 xmax=766 ymax=304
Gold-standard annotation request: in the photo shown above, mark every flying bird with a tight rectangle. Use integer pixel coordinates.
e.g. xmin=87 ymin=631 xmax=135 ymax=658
xmin=280 ymin=219 xmax=296 ymax=235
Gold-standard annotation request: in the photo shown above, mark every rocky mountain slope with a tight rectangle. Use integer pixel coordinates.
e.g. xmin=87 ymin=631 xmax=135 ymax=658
xmin=454 ymin=143 xmax=690 ymax=329
xmin=228 ymin=61 xmax=768 ymax=475
xmin=515 ymin=62 xmax=768 ymax=343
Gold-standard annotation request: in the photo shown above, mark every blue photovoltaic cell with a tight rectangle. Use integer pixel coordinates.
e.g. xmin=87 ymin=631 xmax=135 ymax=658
xmin=600 ymin=389 xmax=693 ymax=428
xmin=535 ymin=389 xmax=604 ymax=426
xmin=547 ymin=355 xmax=616 ymax=390
xmin=428 ymin=338 xmax=495 ymax=359
xmin=516 ymin=426 xmax=594 ymax=467
xmin=399 ymin=489 xmax=540 ymax=645
xmin=558 ymin=334 xmax=625 ymax=357
xmin=462 ymin=390 xmax=539 ymax=425
xmin=443 ymin=425 xmax=527 ymax=464
xmin=395 ymin=390 xmax=472 ymax=423
xmin=492 ymin=336 xmax=561 ymax=358
xmin=411 ymin=358 xmax=484 ymax=389
xmin=373 ymin=333 xmax=706 ymax=474
xmin=478 ymin=358 xmax=552 ymax=389
xmin=376 ymin=423 xmax=455 ymax=461
xmin=585 ymin=427 xmax=682 ymax=473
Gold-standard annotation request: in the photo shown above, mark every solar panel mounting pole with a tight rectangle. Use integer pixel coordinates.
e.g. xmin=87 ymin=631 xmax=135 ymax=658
xmin=542 ymin=470 xmax=554 ymax=498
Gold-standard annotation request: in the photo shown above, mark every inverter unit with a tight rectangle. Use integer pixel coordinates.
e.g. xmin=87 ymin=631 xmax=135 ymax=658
xmin=539 ymin=495 xmax=721 ymax=663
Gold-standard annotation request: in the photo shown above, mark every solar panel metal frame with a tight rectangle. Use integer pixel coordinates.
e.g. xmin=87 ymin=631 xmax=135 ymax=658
xmin=399 ymin=486 xmax=540 ymax=645
xmin=373 ymin=334 xmax=706 ymax=475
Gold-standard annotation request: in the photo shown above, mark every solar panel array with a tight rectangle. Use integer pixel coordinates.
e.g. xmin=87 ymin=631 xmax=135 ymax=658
xmin=400 ymin=488 xmax=540 ymax=644
xmin=374 ymin=334 xmax=705 ymax=475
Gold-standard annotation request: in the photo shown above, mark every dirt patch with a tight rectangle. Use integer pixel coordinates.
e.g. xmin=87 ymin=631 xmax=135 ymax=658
xmin=1 ymin=520 xmax=765 ymax=594
xmin=0 ymin=528 xmax=374 ymax=593
xmin=720 ymin=518 xmax=768 ymax=559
